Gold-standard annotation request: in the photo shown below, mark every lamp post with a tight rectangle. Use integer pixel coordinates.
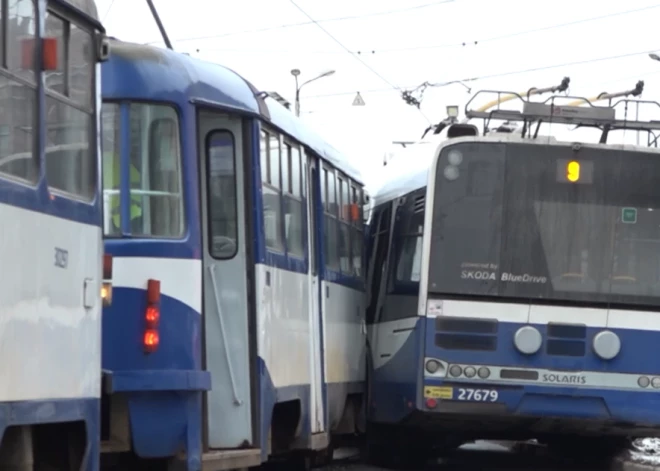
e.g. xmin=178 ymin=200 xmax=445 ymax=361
xmin=291 ymin=68 xmax=336 ymax=117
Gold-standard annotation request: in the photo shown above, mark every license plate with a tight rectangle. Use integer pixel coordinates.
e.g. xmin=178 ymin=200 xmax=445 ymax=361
xmin=456 ymin=387 xmax=499 ymax=402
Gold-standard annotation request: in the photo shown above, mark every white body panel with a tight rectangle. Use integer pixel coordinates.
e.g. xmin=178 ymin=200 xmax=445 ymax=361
xmin=426 ymin=299 xmax=660 ymax=331
xmin=255 ymin=267 xmax=366 ymax=388
xmin=0 ymin=203 xmax=102 ymax=401
xmin=322 ymin=280 xmax=366 ymax=386
xmin=255 ymin=265 xmax=366 ymax=431
xmin=256 ymin=265 xmax=312 ymax=388
xmin=110 ymin=256 xmax=201 ymax=312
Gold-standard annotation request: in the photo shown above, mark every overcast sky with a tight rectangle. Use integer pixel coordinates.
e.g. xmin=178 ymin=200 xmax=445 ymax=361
xmin=95 ymin=0 xmax=660 ymax=186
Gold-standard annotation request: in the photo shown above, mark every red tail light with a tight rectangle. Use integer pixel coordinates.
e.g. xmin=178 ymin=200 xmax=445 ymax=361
xmin=144 ymin=279 xmax=161 ymax=353
xmin=103 ymin=254 xmax=113 ymax=280
xmin=144 ymin=330 xmax=160 ymax=352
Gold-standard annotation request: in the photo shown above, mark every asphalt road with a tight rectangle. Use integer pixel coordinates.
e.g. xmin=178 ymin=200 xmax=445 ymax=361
xmin=320 ymin=441 xmax=615 ymax=471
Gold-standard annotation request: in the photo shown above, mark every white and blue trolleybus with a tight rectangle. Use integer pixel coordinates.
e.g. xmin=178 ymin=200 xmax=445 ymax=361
xmin=365 ymin=89 xmax=660 ymax=467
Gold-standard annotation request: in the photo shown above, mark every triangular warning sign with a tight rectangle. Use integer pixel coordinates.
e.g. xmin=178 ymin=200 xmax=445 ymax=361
xmin=352 ymin=92 xmax=365 ymax=106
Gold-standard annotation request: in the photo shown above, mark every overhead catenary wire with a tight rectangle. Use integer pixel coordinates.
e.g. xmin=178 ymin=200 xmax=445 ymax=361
xmin=102 ymin=0 xmax=116 ymax=22
xmin=288 ymin=0 xmax=433 ymax=123
xmin=151 ymin=0 xmax=455 ymax=44
xmin=295 ymin=46 xmax=660 ymax=103
xmin=184 ymin=3 xmax=659 ymax=56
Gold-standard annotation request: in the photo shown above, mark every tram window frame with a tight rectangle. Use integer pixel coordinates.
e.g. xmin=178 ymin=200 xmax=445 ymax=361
xmin=206 ymin=129 xmax=238 ymax=260
xmin=350 ymin=182 xmax=364 ymax=278
xmin=261 ymin=127 xmax=284 ymax=253
xmin=0 ymin=0 xmax=39 ymax=184
xmin=283 ymin=139 xmax=305 ymax=258
xmin=43 ymin=5 xmax=98 ymax=201
xmin=101 ymin=101 xmax=120 ymax=236
xmin=322 ymin=164 xmax=340 ymax=270
xmin=337 ymin=173 xmax=353 ymax=275
xmin=127 ymin=102 xmax=185 ymax=239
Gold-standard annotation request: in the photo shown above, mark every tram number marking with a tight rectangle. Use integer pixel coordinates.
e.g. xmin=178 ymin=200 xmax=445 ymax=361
xmin=457 ymin=388 xmax=498 ymax=402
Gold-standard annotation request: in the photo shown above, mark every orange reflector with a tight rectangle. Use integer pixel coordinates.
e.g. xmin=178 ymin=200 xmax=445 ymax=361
xmin=42 ymin=37 xmax=58 ymax=71
xmin=350 ymin=203 xmax=359 ymax=222
xmin=144 ymin=329 xmax=159 ymax=352
xmin=147 ymin=279 xmax=161 ymax=305
xmin=21 ymin=37 xmax=58 ymax=71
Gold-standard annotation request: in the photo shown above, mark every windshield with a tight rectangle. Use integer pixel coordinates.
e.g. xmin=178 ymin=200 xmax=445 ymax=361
xmin=427 ymin=141 xmax=660 ymax=308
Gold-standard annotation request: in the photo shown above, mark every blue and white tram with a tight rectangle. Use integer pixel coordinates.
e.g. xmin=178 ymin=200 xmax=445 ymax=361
xmin=365 ymin=93 xmax=660 ymax=467
xmin=99 ymin=38 xmax=367 ymax=470
xmin=0 ymin=0 xmax=107 ymax=470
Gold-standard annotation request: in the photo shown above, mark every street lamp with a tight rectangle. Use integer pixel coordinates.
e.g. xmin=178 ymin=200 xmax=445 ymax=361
xmin=650 ymin=53 xmax=660 ymax=62
xmin=291 ymin=68 xmax=336 ymax=117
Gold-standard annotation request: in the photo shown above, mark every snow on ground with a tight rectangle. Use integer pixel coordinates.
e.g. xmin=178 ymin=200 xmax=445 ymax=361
xmin=625 ymin=438 xmax=660 ymax=466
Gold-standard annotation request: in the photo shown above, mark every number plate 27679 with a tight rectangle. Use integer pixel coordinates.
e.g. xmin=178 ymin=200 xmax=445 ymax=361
xmin=457 ymin=387 xmax=498 ymax=402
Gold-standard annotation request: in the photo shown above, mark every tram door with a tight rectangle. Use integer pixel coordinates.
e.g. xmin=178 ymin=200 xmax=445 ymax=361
xmin=306 ymin=154 xmax=326 ymax=434
xmin=198 ymin=109 xmax=254 ymax=448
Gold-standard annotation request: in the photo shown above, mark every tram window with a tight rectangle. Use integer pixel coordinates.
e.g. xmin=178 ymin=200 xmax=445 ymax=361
xmin=351 ymin=226 xmax=363 ymax=277
xmin=282 ymin=142 xmax=291 ymax=194
xmin=43 ymin=10 xmax=97 ymax=199
xmin=206 ymin=130 xmax=237 ymax=259
xmin=327 ymin=170 xmax=337 ymax=216
xmin=45 ymin=97 xmax=94 ymax=199
xmin=338 ymin=176 xmax=352 ymax=274
xmin=0 ymin=1 xmax=38 ymax=183
xmin=127 ymin=103 xmax=184 ymax=238
xmin=269 ymin=134 xmax=281 ymax=188
xmin=284 ymin=143 xmax=304 ymax=257
xmin=321 ymin=168 xmax=327 ymax=208
xmin=43 ymin=11 xmax=66 ymax=94
xmin=68 ymin=22 xmax=93 ymax=108
xmin=0 ymin=78 xmax=37 ymax=183
xmin=291 ymin=146 xmax=301 ymax=198
xmin=324 ymin=166 xmax=339 ymax=269
xmin=101 ymin=103 xmax=120 ymax=236
xmin=261 ymin=129 xmax=283 ymax=252
xmin=260 ymin=130 xmax=269 ymax=183
xmin=351 ymin=184 xmax=364 ymax=276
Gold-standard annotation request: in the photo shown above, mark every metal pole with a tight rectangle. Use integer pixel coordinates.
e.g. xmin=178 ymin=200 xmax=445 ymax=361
xmin=294 ymin=75 xmax=300 ymax=116
xmin=145 ymin=0 xmax=173 ymax=50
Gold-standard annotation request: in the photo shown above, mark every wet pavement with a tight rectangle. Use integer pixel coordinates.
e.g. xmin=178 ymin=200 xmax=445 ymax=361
xmin=319 ymin=440 xmax=631 ymax=471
